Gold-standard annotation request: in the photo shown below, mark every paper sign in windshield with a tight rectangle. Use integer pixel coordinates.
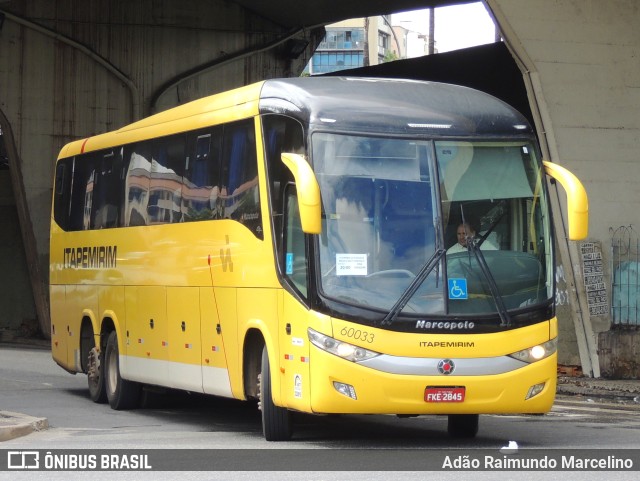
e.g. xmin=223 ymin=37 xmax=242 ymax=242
xmin=336 ymin=253 xmax=368 ymax=276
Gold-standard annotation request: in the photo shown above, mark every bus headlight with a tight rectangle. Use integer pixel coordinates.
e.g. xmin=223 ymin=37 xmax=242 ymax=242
xmin=508 ymin=338 xmax=557 ymax=363
xmin=308 ymin=328 xmax=380 ymax=362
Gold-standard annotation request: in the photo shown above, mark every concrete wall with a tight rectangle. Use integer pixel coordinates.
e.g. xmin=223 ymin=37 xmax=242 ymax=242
xmin=599 ymin=330 xmax=640 ymax=378
xmin=0 ymin=169 xmax=36 ymax=335
xmin=0 ymin=0 xmax=319 ymax=335
xmin=488 ymin=0 xmax=640 ymax=376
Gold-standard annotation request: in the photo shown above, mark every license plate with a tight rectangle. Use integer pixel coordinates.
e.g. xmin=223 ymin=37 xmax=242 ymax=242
xmin=424 ymin=386 xmax=465 ymax=403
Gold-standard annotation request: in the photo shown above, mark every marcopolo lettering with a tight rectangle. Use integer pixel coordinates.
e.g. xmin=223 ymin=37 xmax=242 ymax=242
xmin=63 ymin=245 xmax=117 ymax=269
xmin=415 ymin=320 xmax=475 ymax=330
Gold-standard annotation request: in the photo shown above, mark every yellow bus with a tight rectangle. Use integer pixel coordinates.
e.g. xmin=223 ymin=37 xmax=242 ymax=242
xmin=50 ymin=77 xmax=588 ymax=440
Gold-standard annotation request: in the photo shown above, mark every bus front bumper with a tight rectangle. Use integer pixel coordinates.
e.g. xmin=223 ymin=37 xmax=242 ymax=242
xmin=308 ymin=348 xmax=557 ymax=415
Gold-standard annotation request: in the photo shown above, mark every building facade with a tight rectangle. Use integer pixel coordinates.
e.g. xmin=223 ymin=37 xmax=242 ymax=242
xmin=306 ymin=16 xmax=428 ymax=75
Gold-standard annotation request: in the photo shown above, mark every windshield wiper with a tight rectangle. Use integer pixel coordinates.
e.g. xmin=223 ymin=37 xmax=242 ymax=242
xmin=466 ymin=239 xmax=512 ymax=327
xmin=380 ymin=248 xmax=446 ymax=326
xmin=477 ymin=200 xmax=507 ymax=247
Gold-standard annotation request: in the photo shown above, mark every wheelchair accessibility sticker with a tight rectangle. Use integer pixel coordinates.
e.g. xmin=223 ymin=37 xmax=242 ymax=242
xmin=286 ymin=253 xmax=294 ymax=275
xmin=448 ymin=278 xmax=468 ymax=300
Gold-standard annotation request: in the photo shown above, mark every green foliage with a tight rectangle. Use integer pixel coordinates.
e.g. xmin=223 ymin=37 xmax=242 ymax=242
xmin=383 ymin=51 xmax=399 ymax=63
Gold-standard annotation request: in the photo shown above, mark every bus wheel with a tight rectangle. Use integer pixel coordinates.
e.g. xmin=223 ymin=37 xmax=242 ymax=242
xmin=258 ymin=346 xmax=292 ymax=441
xmin=104 ymin=331 xmax=140 ymax=410
xmin=87 ymin=346 xmax=106 ymax=403
xmin=447 ymin=414 xmax=479 ymax=438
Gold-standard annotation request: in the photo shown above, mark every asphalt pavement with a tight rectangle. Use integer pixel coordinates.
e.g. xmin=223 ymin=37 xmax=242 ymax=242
xmin=1 ymin=340 xmax=639 ymax=442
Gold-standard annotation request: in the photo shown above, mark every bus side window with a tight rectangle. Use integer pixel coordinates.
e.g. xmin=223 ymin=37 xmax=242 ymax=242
xmin=91 ymin=149 xmax=122 ymax=229
xmin=124 ymin=143 xmax=152 ymax=227
xmin=122 ymin=136 xmax=186 ymax=227
xmin=183 ymin=128 xmax=222 ymax=221
xmin=221 ymin=120 xmax=261 ymax=238
xmin=53 ymin=159 xmax=72 ymax=230
xmin=67 ymin=154 xmax=97 ymax=231
xmin=262 ymin=114 xmax=305 ymax=266
xmin=148 ymin=135 xmax=185 ymax=224
xmin=283 ymin=184 xmax=307 ymax=298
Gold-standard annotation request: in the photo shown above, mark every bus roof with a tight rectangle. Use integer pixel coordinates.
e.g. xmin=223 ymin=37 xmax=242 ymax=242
xmin=59 ymin=77 xmax=533 ymax=159
xmin=259 ymin=77 xmax=533 ymax=138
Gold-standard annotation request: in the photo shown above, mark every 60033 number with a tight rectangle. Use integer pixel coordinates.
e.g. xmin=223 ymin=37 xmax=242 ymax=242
xmin=340 ymin=326 xmax=375 ymax=343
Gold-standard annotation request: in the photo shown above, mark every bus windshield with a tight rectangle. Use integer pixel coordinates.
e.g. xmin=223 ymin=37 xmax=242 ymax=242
xmin=314 ymin=133 xmax=443 ymax=314
xmin=312 ymin=133 xmax=552 ymax=319
xmin=438 ymin=140 xmax=552 ymax=316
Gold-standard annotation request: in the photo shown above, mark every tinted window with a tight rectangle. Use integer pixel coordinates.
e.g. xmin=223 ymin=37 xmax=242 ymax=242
xmin=148 ymin=135 xmax=185 ymax=224
xmin=124 ymin=143 xmax=152 ymax=226
xmin=262 ymin=114 xmax=305 ymax=268
xmin=124 ymin=135 xmax=185 ymax=226
xmin=91 ymin=149 xmax=123 ymax=229
xmin=57 ymin=120 xmax=261 ymax=233
xmin=53 ymin=158 xmax=72 ymax=229
xmin=183 ymin=128 xmax=222 ymax=221
xmin=284 ymin=186 xmax=307 ymax=297
xmin=68 ymin=155 xmax=97 ymax=231
xmin=221 ymin=120 xmax=261 ymax=238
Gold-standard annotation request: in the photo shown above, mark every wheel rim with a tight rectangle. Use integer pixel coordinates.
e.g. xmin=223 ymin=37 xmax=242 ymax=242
xmin=88 ymin=349 xmax=99 ymax=387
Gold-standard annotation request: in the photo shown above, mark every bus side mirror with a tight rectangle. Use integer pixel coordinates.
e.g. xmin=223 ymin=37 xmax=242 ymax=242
xmin=281 ymin=152 xmax=322 ymax=234
xmin=543 ymin=160 xmax=588 ymax=240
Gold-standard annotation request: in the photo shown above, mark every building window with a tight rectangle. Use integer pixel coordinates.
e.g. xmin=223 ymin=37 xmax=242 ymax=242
xmin=311 ymin=52 xmax=364 ymax=74
xmin=378 ymin=31 xmax=391 ymax=60
xmin=319 ymin=28 xmax=364 ymax=50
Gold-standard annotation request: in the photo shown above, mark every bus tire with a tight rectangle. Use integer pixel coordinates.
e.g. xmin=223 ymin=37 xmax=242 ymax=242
xmin=87 ymin=345 xmax=107 ymax=404
xmin=447 ymin=414 xmax=479 ymax=438
xmin=104 ymin=330 xmax=140 ymax=410
xmin=259 ymin=346 xmax=292 ymax=441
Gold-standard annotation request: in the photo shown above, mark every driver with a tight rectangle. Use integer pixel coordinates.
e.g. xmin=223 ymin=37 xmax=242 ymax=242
xmin=447 ymin=222 xmax=497 ymax=254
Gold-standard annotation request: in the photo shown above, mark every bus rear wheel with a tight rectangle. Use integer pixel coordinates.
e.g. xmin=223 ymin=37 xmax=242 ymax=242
xmin=258 ymin=346 xmax=292 ymax=441
xmin=87 ymin=346 xmax=106 ymax=403
xmin=104 ymin=331 xmax=140 ymax=410
xmin=447 ymin=414 xmax=479 ymax=438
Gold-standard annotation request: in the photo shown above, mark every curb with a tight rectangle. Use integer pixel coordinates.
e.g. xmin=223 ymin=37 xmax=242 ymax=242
xmin=557 ymin=384 xmax=639 ymax=400
xmin=557 ymin=377 xmax=640 ymax=402
xmin=0 ymin=411 xmax=49 ymax=442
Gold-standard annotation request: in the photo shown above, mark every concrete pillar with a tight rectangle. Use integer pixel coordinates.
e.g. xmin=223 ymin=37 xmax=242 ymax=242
xmin=487 ymin=0 xmax=640 ymax=377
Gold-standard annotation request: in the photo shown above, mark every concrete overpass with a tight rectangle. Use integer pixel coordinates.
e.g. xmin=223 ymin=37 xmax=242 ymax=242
xmin=0 ymin=0 xmax=638 ymax=378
